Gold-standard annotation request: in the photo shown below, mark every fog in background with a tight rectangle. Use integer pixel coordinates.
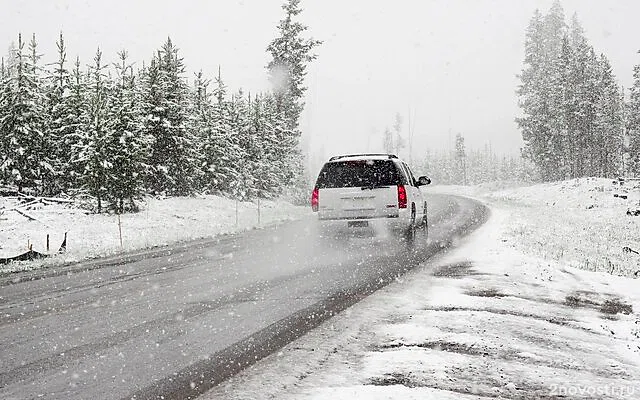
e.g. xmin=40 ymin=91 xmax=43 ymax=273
xmin=3 ymin=0 xmax=640 ymax=175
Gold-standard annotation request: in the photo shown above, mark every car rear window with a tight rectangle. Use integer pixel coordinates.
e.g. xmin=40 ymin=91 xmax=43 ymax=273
xmin=315 ymin=160 xmax=405 ymax=188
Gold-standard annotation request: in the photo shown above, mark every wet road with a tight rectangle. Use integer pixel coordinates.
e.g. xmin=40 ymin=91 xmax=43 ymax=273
xmin=0 ymin=194 xmax=488 ymax=400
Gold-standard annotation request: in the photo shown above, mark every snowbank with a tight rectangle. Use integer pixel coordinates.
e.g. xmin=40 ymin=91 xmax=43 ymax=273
xmin=431 ymin=177 xmax=640 ymax=277
xmin=0 ymin=195 xmax=310 ymax=273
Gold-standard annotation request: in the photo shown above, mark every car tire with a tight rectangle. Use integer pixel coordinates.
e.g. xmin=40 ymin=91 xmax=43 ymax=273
xmin=422 ymin=202 xmax=429 ymax=239
xmin=423 ymin=216 xmax=428 ymax=238
xmin=404 ymin=204 xmax=417 ymax=245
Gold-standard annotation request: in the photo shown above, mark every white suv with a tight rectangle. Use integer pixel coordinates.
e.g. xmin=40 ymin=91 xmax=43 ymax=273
xmin=311 ymin=154 xmax=430 ymax=243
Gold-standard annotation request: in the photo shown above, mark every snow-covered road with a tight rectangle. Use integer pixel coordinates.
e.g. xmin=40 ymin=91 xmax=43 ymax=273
xmin=0 ymin=194 xmax=486 ymax=400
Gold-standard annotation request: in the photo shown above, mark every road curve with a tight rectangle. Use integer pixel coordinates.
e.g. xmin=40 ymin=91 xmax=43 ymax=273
xmin=0 ymin=194 xmax=488 ymax=400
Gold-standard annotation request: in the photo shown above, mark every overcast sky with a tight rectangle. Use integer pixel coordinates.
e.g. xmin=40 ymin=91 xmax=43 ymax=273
xmin=2 ymin=0 xmax=640 ymax=170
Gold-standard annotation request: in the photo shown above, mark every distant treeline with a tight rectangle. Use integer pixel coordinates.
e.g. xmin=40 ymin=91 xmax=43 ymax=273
xmin=419 ymin=139 xmax=538 ymax=186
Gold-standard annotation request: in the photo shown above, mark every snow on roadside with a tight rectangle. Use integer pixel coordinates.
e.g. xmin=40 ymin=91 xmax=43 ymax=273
xmin=206 ymin=180 xmax=640 ymax=400
xmin=432 ymin=177 xmax=640 ymax=277
xmin=0 ymin=195 xmax=310 ymax=273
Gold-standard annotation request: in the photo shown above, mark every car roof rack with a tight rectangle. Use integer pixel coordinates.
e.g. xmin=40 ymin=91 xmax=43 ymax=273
xmin=328 ymin=153 xmax=398 ymax=161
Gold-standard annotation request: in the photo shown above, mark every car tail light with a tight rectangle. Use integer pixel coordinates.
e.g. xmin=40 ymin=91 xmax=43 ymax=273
xmin=311 ymin=187 xmax=319 ymax=212
xmin=397 ymin=185 xmax=407 ymax=209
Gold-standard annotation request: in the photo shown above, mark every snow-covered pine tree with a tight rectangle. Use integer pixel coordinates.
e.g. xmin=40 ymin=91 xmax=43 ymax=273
xmin=518 ymin=3 xmax=624 ymax=181
xmin=106 ymin=50 xmax=148 ymax=212
xmin=520 ymin=1 xmax=566 ymax=181
xmin=27 ymin=34 xmax=57 ymax=194
xmin=80 ymin=48 xmax=113 ymax=212
xmin=140 ymin=56 xmax=162 ymax=192
xmin=192 ymin=70 xmax=209 ymax=116
xmin=382 ymin=127 xmax=394 ymax=154
xmin=266 ymin=0 xmax=321 ymax=200
xmin=65 ymin=56 xmax=90 ymax=192
xmin=232 ymin=90 xmax=259 ymax=199
xmin=191 ymin=70 xmax=211 ymax=192
xmin=198 ymin=69 xmax=222 ymax=194
xmin=517 ymin=9 xmax=553 ymax=180
xmin=221 ymin=90 xmax=250 ymax=200
xmin=45 ymin=32 xmax=76 ymax=194
xmin=593 ymin=54 xmax=624 ymax=178
xmin=393 ymin=113 xmax=405 ymax=156
xmin=258 ymin=92 xmax=290 ymax=197
xmin=567 ymin=16 xmax=600 ymax=177
xmin=200 ymin=67 xmax=243 ymax=196
xmin=454 ymin=133 xmax=467 ymax=185
xmin=628 ymin=61 xmax=640 ymax=176
xmin=267 ymin=0 xmax=321 ymax=130
xmin=3 ymin=42 xmax=18 ymax=78
xmin=544 ymin=2 xmax=567 ymax=179
xmin=0 ymin=34 xmax=48 ymax=193
xmin=248 ymin=93 xmax=271 ymax=198
xmin=0 ymin=57 xmax=11 ymax=186
xmin=557 ymin=32 xmax=575 ymax=178
xmin=266 ymin=90 xmax=301 ymax=196
xmin=143 ymin=38 xmax=198 ymax=196
xmin=543 ymin=2 xmax=569 ymax=177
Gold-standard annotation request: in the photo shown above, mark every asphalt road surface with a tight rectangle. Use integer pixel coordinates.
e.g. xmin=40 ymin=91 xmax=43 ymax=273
xmin=0 ymin=194 xmax=488 ymax=400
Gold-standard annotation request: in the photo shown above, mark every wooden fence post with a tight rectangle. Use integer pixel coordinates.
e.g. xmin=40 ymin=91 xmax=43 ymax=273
xmin=118 ymin=214 xmax=123 ymax=249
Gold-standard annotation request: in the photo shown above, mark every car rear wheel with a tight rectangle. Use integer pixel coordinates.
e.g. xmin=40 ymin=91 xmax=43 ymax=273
xmin=420 ymin=202 xmax=428 ymax=239
xmin=404 ymin=204 xmax=417 ymax=245
xmin=422 ymin=216 xmax=428 ymax=238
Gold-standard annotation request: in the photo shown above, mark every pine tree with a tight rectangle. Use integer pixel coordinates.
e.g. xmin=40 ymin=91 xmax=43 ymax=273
xmin=455 ymin=133 xmax=467 ymax=185
xmin=0 ymin=34 xmax=48 ymax=193
xmin=382 ymin=127 xmax=393 ymax=154
xmin=568 ymin=16 xmax=600 ymax=177
xmin=231 ymin=90 xmax=258 ymax=199
xmin=106 ymin=50 xmax=148 ymax=212
xmin=628 ymin=61 xmax=640 ymax=176
xmin=266 ymin=0 xmax=321 ymax=197
xmin=2 ymin=42 xmax=18 ymax=78
xmin=200 ymin=68 xmax=243 ymax=196
xmin=27 ymin=34 xmax=57 ymax=194
xmin=557 ymin=32 xmax=575 ymax=177
xmin=593 ymin=54 xmax=623 ymax=177
xmin=143 ymin=38 xmax=198 ymax=196
xmin=248 ymin=93 xmax=273 ymax=198
xmin=267 ymin=0 xmax=321 ymax=130
xmin=517 ymin=9 xmax=557 ymax=180
xmin=224 ymin=90 xmax=250 ymax=199
xmin=260 ymin=91 xmax=291 ymax=197
xmin=80 ymin=48 xmax=112 ymax=212
xmin=65 ymin=56 xmax=90 ymax=192
xmin=0 ymin=57 xmax=11 ymax=186
xmin=191 ymin=70 xmax=211 ymax=192
xmin=45 ymin=32 xmax=76 ymax=194
xmin=393 ymin=113 xmax=405 ymax=155
xmin=517 ymin=4 xmax=624 ymax=181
